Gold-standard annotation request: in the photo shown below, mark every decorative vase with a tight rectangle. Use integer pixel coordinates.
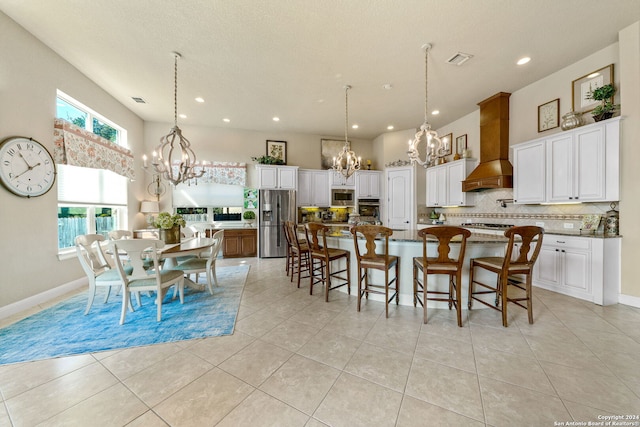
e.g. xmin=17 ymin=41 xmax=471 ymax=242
xmin=593 ymin=112 xmax=614 ymax=122
xmin=560 ymin=111 xmax=583 ymax=131
xmin=160 ymin=226 xmax=181 ymax=244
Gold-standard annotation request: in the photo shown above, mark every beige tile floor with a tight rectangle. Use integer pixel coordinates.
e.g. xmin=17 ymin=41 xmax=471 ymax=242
xmin=1 ymin=257 xmax=640 ymax=426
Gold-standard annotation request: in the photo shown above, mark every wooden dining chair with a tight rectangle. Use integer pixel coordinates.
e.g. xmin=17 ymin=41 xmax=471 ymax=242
xmin=110 ymin=238 xmax=184 ymax=324
xmin=468 ymin=226 xmax=544 ymax=327
xmin=284 ymin=221 xmax=310 ymax=288
xmin=350 ymin=225 xmax=399 ymax=318
xmin=305 ymin=222 xmax=351 ymax=301
xmin=413 ymin=226 xmax=471 ymax=326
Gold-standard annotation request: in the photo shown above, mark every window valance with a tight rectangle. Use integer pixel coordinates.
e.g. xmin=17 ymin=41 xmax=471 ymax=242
xmin=53 ymin=119 xmax=135 ymax=180
xmin=172 ymin=161 xmax=246 ymax=187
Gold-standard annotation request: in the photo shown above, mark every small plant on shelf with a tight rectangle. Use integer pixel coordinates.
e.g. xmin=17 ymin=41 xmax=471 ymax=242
xmin=585 ymin=83 xmax=619 ymax=122
xmin=251 ymin=155 xmax=284 ymax=165
xmin=242 ymin=210 xmax=256 ymax=227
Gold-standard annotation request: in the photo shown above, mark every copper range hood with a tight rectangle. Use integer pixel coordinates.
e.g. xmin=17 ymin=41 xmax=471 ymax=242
xmin=462 ymin=92 xmax=513 ymax=192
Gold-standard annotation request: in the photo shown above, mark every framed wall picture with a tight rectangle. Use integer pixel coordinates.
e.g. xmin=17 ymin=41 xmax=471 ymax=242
xmin=572 ymin=64 xmax=614 ymax=113
xmin=266 ymin=140 xmax=287 ymax=164
xmin=440 ymin=133 xmax=453 ymax=156
xmin=538 ymin=98 xmax=560 ymax=132
xmin=320 ymin=139 xmax=345 ymax=169
xmin=455 ymin=134 xmax=467 ymax=156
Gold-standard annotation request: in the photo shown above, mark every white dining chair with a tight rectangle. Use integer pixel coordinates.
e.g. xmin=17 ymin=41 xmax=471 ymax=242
xmin=171 ymin=230 xmax=224 ymax=294
xmin=108 ymin=230 xmax=133 ymax=240
xmin=110 ymin=238 xmax=185 ymax=324
xmin=75 ymin=234 xmax=133 ymax=315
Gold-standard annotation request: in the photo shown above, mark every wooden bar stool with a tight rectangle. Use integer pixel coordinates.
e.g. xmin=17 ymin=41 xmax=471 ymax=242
xmin=350 ymin=225 xmax=399 ymax=318
xmin=413 ymin=226 xmax=471 ymax=326
xmin=283 ymin=222 xmax=307 ymax=277
xmin=305 ymin=223 xmax=351 ymax=301
xmin=468 ymin=226 xmax=544 ymax=327
xmin=284 ymin=221 xmax=310 ymax=288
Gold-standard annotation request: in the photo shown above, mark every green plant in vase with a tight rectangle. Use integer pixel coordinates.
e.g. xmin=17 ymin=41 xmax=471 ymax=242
xmin=242 ymin=210 xmax=256 ymax=227
xmin=251 ymin=155 xmax=284 ymax=165
xmin=153 ymin=212 xmax=186 ymax=244
xmin=585 ymin=84 xmax=619 ymax=122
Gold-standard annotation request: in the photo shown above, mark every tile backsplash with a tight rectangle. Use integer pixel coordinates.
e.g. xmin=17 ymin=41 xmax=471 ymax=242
xmin=417 ymin=188 xmax=617 ymax=233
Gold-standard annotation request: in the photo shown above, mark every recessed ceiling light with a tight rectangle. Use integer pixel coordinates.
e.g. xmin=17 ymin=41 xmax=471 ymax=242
xmin=382 ymin=84 xmax=393 ymax=90
xmin=587 ymin=72 xmax=601 ymax=79
xmin=387 ymin=125 xmax=394 ymax=130
xmin=179 ymin=114 xmax=187 ymax=119
xmin=431 ymin=110 xmax=440 ymax=115
xmin=223 ymin=118 xmax=230 ymax=123
xmin=317 ymin=99 xmax=325 ymax=103
xmin=272 ymin=117 xmax=280 ymax=122
xmin=352 ymin=124 xmax=359 ymax=129
xmin=195 ymin=97 xmax=205 ymax=103
xmin=517 ymin=57 xmax=531 ymax=65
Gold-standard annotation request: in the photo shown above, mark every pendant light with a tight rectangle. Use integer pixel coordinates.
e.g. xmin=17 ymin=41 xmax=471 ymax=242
xmin=407 ymin=43 xmax=444 ymax=167
xmin=332 ymin=85 xmax=361 ymax=178
xmin=145 ymin=52 xmax=205 ymax=186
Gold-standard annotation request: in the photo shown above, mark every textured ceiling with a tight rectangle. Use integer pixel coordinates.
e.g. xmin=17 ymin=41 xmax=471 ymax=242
xmin=1 ymin=0 xmax=639 ymax=139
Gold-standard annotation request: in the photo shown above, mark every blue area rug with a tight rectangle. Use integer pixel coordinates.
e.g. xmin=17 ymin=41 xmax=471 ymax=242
xmin=0 ymin=265 xmax=249 ymax=365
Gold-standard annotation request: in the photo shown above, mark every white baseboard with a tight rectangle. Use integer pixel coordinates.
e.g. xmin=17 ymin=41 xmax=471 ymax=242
xmin=618 ymin=293 xmax=640 ymax=309
xmin=0 ymin=278 xmax=87 ymax=320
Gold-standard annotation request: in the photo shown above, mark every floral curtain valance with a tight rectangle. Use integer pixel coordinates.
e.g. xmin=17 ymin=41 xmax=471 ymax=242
xmin=53 ymin=118 xmax=135 ymax=180
xmin=171 ymin=161 xmax=246 ymax=186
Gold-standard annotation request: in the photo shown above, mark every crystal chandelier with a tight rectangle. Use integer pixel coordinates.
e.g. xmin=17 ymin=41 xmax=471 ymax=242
xmin=144 ymin=52 xmax=205 ymax=186
xmin=407 ymin=43 xmax=444 ymax=168
xmin=332 ymin=85 xmax=361 ymax=178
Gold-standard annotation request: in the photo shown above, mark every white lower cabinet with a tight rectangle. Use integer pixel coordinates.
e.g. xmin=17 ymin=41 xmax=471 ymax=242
xmin=533 ymin=234 xmax=619 ymax=305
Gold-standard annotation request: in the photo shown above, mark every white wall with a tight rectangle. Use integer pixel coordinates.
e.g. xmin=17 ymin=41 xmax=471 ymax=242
xmin=0 ymin=11 xmax=145 ymax=309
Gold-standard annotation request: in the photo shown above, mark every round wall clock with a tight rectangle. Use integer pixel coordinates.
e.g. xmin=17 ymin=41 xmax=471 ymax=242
xmin=0 ymin=136 xmax=57 ymax=198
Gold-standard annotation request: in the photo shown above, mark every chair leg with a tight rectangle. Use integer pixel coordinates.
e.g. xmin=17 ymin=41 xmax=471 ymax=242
xmin=526 ymin=275 xmax=534 ymax=324
xmin=456 ymin=271 xmax=463 ymax=327
xmin=346 ymin=255 xmax=351 ymax=295
xmin=395 ymin=261 xmax=400 ymax=304
xmin=357 ymin=266 xmax=363 ymax=312
xmin=85 ymin=285 xmax=96 ymax=315
xmin=468 ymin=262 xmax=475 ymax=310
xmin=384 ymin=268 xmax=389 ymax=318
xmin=156 ymin=288 xmax=163 ymax=322
xmin=206 ymin=269 xmax=214 ymax=295
xmin=423 ymin=268 xmax=428 ymax=324
xmin=324 ymin=259 xmax=331 ymax=302
xmin=501 ymin=274 xmax=509 ymax=327
xmin=103 ymin=286 xmax=112 ymax=303
xmin=119 ymin=291 xmax=128 ymax=325
xmin=412 ymin=263 xmax=418 ymax=307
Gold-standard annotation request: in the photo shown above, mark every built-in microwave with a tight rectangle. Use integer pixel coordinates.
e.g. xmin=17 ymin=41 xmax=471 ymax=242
xmin=331 ymin=188 xmax=355 ymax=206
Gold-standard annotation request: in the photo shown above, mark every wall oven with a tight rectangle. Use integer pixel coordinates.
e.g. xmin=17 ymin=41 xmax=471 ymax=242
xmin=358 ymin=199 xmax=380 ymax=223
xmin=331 ymin=188 xmax=355 ymax=206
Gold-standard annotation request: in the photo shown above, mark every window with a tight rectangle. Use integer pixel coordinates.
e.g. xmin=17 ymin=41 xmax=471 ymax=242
xmin=56 ymin=92 xmax=128 ymax=251
xmin=56 ymin=91 xmax=127 ymax=148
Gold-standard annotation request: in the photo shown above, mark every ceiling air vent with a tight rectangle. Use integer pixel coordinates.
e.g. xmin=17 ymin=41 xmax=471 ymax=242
xmin=446 ymin=52 xmax=473 ymax=66
xmin=131 ymin=97 xmax=146 ymax=104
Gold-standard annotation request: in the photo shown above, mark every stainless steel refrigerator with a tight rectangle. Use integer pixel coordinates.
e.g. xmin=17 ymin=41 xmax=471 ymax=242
xmin=259 ymin=189 xmax=296 ymax=258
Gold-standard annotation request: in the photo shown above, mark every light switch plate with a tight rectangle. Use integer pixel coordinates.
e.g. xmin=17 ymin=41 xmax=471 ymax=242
xmin=564 ymin=223 xmax=574 ymax=229
xmin=536 ymin=222 xmax=545 ymax=227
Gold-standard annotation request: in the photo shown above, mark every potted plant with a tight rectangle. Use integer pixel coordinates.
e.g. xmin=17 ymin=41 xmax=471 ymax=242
xmin=585 ymin=84 xmax=619 ymax=122
xmin=251 ymin=155 xmax=284 ymax=165
xmin=242 ymin=210 xmax=256 ymax=227
xmin=153 ymin=212 xmax=186 ymax=244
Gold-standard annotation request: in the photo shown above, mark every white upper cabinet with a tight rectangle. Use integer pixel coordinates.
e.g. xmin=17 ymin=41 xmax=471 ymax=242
xmin=297 ymin=169 xmax=330 ymax=206
xmin=355 ymin=170 xmax=382 ymax=199
xmin=329 ymin=171 xmax=356 ymax=188
xmin=513 ymin=139 xmax=546 ymax=204
xmin=512 ymin=117 xmax=619 ymax=204
xmin=426 ymin=159 xmax=476 ymax=207
xmin=256 ymin=165 xmax=298 ymax=190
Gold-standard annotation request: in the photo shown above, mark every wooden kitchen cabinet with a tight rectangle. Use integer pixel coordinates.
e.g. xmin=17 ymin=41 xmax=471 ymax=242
xmin=426 ymin=159 xmax=476 ymax=207
xmin=222 ymin=228 xmax=257 ymax=258
xmin=533 ymin=234 xmax=619 ymax=305
xmin=355 ymin=170 xmax=382 ymax=199
xmin=256 ymin=165 xmax=298 ymax=189
xmin=298 ymin=169 xmax=330 ymax=207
